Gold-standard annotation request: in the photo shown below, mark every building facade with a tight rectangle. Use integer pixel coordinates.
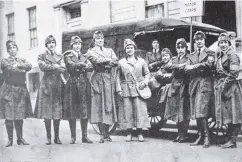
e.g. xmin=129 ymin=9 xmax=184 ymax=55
xmin=0 ymin=0 xmax=241 ymax=98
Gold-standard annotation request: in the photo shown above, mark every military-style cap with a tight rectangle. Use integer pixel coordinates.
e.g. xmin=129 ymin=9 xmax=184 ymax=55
xmin=6 ymin=40 xmax=18 ymax=51
xmin=124 ymin=38 xmax=137 ymax=50
xmin=70 ymin=36 xmax=82 ymax=47
xmin=152 ymin=39 xmax=159 ymax=43
xmin=176 ymin=38 xmax=187 ymax=47
xmin=45 ymin=35 xmax=56 ymax=47
xmin=218 ymin=33 xmax=231 ymax=46
xmin=93 ymin=30 xmax=104 ymax=39
xmin=161 ymin=48 xmax=173 ymax=57
xmin=193 ymin=31 xmax=206 ymax=40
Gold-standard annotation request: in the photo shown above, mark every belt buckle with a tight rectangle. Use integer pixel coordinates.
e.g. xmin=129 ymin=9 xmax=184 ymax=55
xmin=80 ymin=74 xmax=83 ymax=78
xmin=105 ymin=69 xmax=110 ymax=73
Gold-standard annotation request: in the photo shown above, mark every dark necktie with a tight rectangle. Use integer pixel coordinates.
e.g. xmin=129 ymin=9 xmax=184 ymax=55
xmin=78 ymin=54 xmax=80 ymax=60
xmin=198 ymin=48 xmax=201 ymax=61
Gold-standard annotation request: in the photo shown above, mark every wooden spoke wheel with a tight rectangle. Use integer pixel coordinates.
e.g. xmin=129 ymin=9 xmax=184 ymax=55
xmin=91 ymin=123 xmax=117 ymax=135
xmin=148 ymin=114 xmax=167 ymax=131
xmin=208 ymin=117 xmax=228 ymax=138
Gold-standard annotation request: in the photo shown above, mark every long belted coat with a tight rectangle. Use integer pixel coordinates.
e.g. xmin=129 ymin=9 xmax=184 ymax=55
xmin=63 ymin=50 xmax=93 ymax=120
xmin=87 ymin=46 xmax=118 ymax=125
xmin=0 ymin=57 xmax=33 ymax=120
xmin=215 ymin=47 xmax=242 ymax=126
xmin=34 ymin=50 xmax=66 ymax=119
xmin=116 ymin=57 xmax=151 ymax=129
xmin=164 ymin=54 xmax=190 ymax=123
xmin=186 ymin=48 xmax=215 ymax=119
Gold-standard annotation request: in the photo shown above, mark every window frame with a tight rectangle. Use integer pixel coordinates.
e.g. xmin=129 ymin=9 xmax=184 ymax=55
xmin=27 ymin=6 xmax=38 ymax=48
xmin=6 ymin=13 xmax=15 ymax=41
xmin=145 ymin=3 xmax=165 ymax=19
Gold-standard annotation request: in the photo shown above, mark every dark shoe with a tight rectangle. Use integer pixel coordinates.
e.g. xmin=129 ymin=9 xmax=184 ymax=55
xmin=46 ymin=138 xmax=51 ymax=145
xmin=138 ymin=134 xmax=144 ymax=142
xmin=82 ymin=136 xmax=93 ymax=143
xmin=54 ymin=137 xmax=62 ymax=144
xmin=70 ymin=137 xmax=76 ymax=144
xmin=190 ymin=135 xmax=203 ymax=146
xmin=17 ymin=138 xmax=29 ymax=145
xmin=99 ymin=135 xmax=105 ymax=143
xmin=173 ymin=136 xmax=181 ymax=142
xmin=203 ymin=136 xmax=211 ymax=148
xmin=6 ymin=139 xmax=13 ymax=147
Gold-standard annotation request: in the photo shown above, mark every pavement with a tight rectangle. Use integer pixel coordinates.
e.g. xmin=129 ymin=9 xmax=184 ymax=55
xmin=1 ymin=119 xmax=242 ymax=162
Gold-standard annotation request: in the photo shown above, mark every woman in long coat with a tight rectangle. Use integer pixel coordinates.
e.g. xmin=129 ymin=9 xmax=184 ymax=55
xmin=116 ymin=39 xmax=150 ymax=142
xmin=185 ymin=31 xmax=216 ymax=148
xmin=164 ymin=38 xmax=190 ymax=143
xmin=214 ymin=33 xmax=242 ymax=148
xmin=87 ymin=31 xmax=118 ymax=143
xmin=63 ymin=36 xmax=93 ymax=144
xmin=0 ymin=40 xmax=33 ymax=147
xmin=34 ymin=35 xmax=66 ymax=145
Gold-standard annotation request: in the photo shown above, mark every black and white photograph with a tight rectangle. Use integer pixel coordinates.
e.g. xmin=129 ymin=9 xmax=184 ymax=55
xmin=0 ymin=0 xmax=242 ymax=161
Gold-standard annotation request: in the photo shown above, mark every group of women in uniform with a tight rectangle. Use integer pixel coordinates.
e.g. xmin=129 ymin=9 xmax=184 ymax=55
xmin=0 ymin=30 xmax=241 ymax=149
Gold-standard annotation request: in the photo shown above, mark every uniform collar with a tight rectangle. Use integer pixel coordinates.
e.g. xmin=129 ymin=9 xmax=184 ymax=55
xmin=153 ymin=48 xmax=159 ymax=53
xmin=72 ymin=50 xmax=80 ymax=58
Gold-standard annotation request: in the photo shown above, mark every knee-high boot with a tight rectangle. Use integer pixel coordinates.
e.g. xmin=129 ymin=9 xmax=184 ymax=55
xmin=5 ymin=120 xmax=13 ymax=147
xmin=81 ymin=119 xmax=93 ymax=143
xmin=221 ymin=124 xmax=241 ymax=149
xmin=69 ymin=119 xmax=76 ymax=144
xmin=98 ymin=123 xmax=105 ymax=143
xmin=44 ymin=119 xmax=51 ymax=145
xmin=53 ymin=119 xmax=62 ymax=144
xmin=104 ymin=124 xmax=112 ymax=142
xmin=14 ymin=120 xmax=29 ymax=145
xmin=203 ymin=118 xmax=211 ymax=148
xmin=191 ymin=118 xmax=204 ymax=146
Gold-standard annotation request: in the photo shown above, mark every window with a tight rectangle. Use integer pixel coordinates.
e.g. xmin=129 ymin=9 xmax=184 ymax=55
xmin=28 ymin=6 xmax=37 ymax=48
xmin=145 ymin=3 xmax=164 ymax=18
xmin=6 ymin=13 xmax=15 ymax=41
xmin=63 ymin=3 xmax=81 ymax=20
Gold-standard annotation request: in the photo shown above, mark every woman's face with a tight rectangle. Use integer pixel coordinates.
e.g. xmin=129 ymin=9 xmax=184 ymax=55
xmin=162 ymin=53 xmax=171 ymax=63
xmin=46 ymin=41 xmax=56 ymax=52
xmin=176 ymin=44 xmax=186 ymax=56
xmin=195 ymin=38 xmax=205 ymax=49
xmin=72 ymin=42 xmax=82 ymax=52
xmin=125 ymin=45 xmax=135 ymax=56
xmin=94 ymin=35 xmax=104 ymax=47
xmin=8 ymin=44 xmax=18 ymax=57
xmin=219 ymin=40 xmax=230 ymax=52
